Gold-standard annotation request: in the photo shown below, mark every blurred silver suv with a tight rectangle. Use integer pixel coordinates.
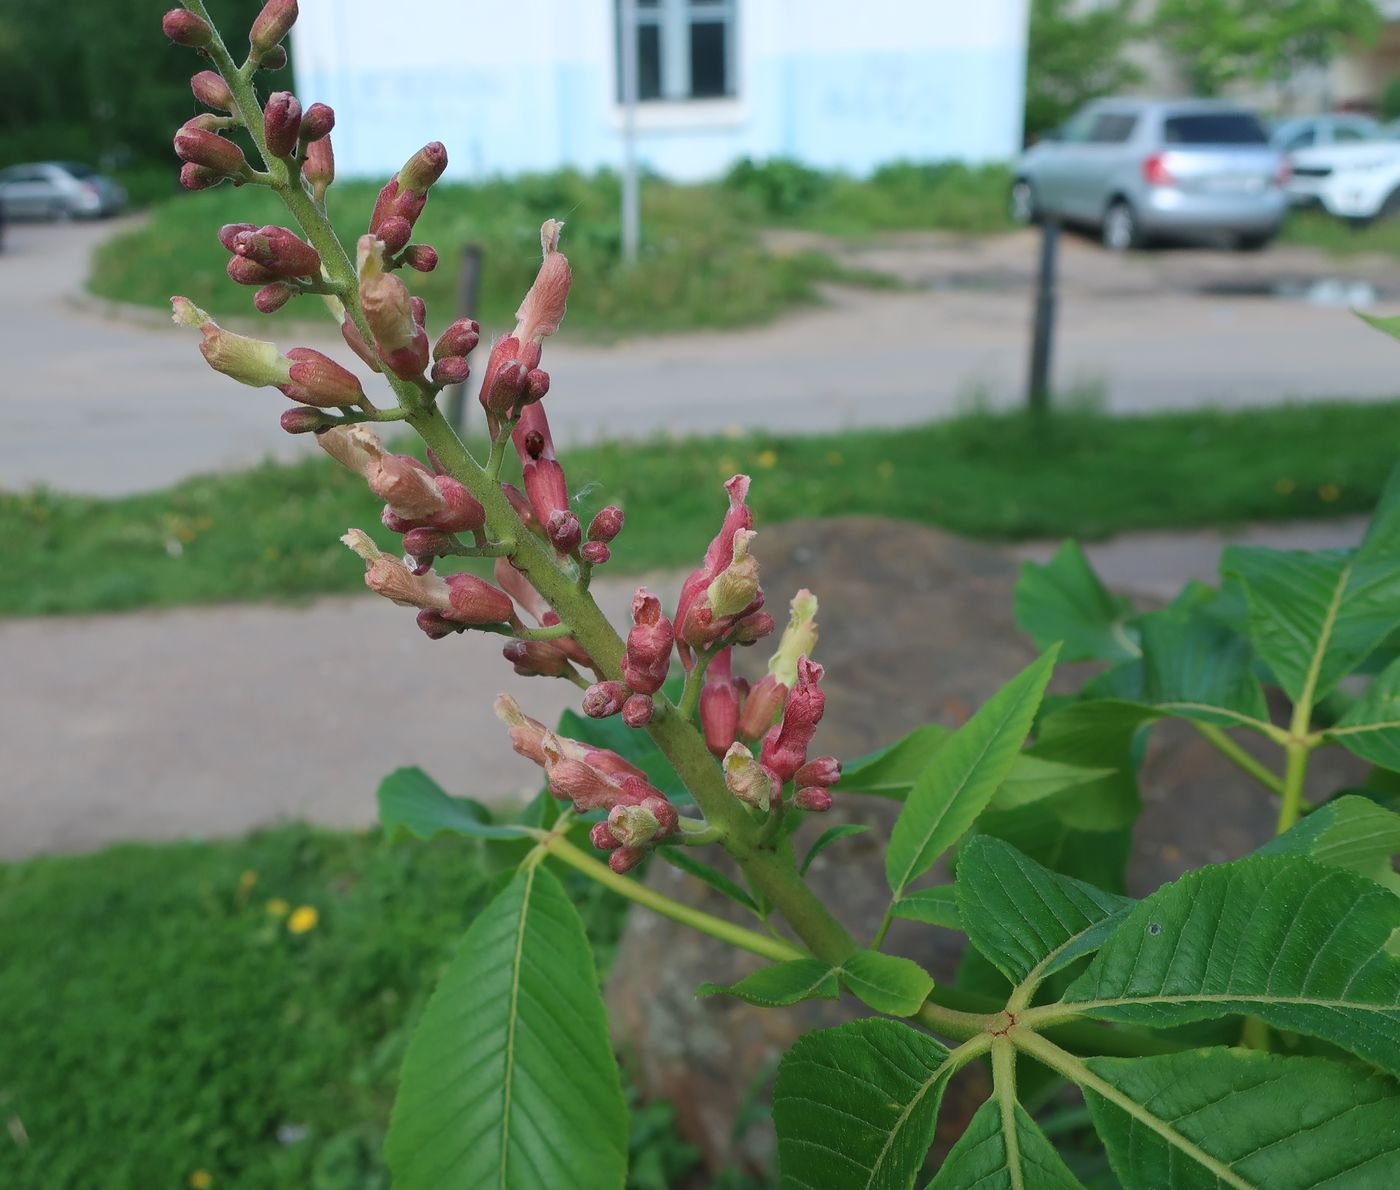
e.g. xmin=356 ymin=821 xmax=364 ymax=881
xmin=1012 ymin=99 xmax=1288 ymax=251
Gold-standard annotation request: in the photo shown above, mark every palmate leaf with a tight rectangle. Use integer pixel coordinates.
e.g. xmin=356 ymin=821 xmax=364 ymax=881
xmin=840 ymin=950 xmax=935 ymax=1017
xmin=377 ymin=766 xmax=532 ymax=841
xmin=956 ymin=836 xmax=1131 ymax=986
xmin=697 ymin=959 xmax=839 ymax=1008
xmin=1014 ymin=540 xmax=1138 ymax=663
xmin=977 ymin=797 xmax=1133 ymax=895
xmin=1081 ymin=1048 xmax=1400 ymax=1190
xmin=774 ymin=1019 xmax=954 ymax=1190
xmin=385 ymin=865 xmax=627 ymax=1190
xmin=834 ymin=724 xmax=951 ymax=798
xmin=1257 ymin=794 xmax=1400 ymax=894
xmin=1023 ymin=700 xmax=1147 ymax=832
xmin=925 ymin=1097 xmax=1084 ymax=1190
xmin=1223 ymin=542 xmax=1400 ymax=708
xmin=1061 ymin=855 xmax=1400 ymax=1079
xmin=1136 ymin=609 xmax=1270 ymax=728
xmin=1329 ymin=653 xmax=1400 ymax=769
xmin=891 ymin=885 xmax=960 ymax=929
xmin=886 ymin=649 xmax=1059 ymax=897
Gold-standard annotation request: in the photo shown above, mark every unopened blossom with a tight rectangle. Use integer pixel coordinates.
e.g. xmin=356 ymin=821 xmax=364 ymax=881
xmin=263 ymin=92 xmax=302 ymax=158
xmin=700 ymin=649 xmax=741 ymax=758
xmin=723 ymin=742 xmax=776 ymax=812
xmin=299 ymin=102 xmax=335 ymax=143
xmin=675 ymin=475 xmax=754 ymax=656
xmin=304 ymin=134 xmax=334 ymax=202
xmin=761 ymin=656 xmax=826 ymax=782
xmin=622 ymin=589 xmax=674 ymax=695
xmin=172 ymin=297 xmax=292 ymax=388
xmin=608 ymin=803 xmax=661 ymax=849
xmin=190 ymin=71 xmax=233 ymax=111
xmin=622 ymin=694 xmax=654 ymax=727
xmin=584 ymin=681 xmax=629 ymax=720
xmin=794 ymin=787 xmax=833 ymax=812
xmin=795 ymin=756 xmax=841 ymax=788
xmin=369 ymin=142 xmax=448 ymax=235
xmin=250 ymin=0 xmax=298 ymax=58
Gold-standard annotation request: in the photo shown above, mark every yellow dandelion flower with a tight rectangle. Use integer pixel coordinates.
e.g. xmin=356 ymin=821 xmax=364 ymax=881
xmin=755 ymin=449 xmax=778 ymax=469
xmin=1319 ymin=483 xmax=1341 ymax=503
xmin=723 ymin=424 xmax=743 ymax=440
xmin=188 ymin=1171 xmax=213 ymax=1189
xmin=238 ymin=870 xmax=257 ymax=897
xmin=717 ymin=457 xmax=739 ymax=475
xmin=1274 ymin=478 xmax=1295 ymax=496
xmin=876 ymin=461 xmax=895 ymax=480
xmin=287 ymin=905 xmax=319 ymax=934
xmin=266 ymin=898 xmax=290 ymax=917
xmin=826 ymin=451 xmax=844 ymax=467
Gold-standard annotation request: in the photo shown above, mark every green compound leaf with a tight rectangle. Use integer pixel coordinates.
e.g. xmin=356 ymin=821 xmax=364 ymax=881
xmin=886 ymin=649 xmax=1059 ymax=896
xmin=956 ymin=836 xmax=1131 ymax=986
xmin=1081 ymin=1048 xmax=1400 ymax=1190
xmin=377 ymin=766 xmax=531 ymax=841
xmin=385 ymin=865 xmax=626 ymax=1190
xmin=925 ymin=1097 xmax=1084 ymax=1190
xmin=1329 ymin=653 xmax=1400 ymax=770
xmin=1257 ymin=794 xmax=1400 ymax=894
xmin=891 ymin=885 xmax=960 ymax=930
xmin=1062 ymin=855 xmax=1400 ymax=1079
xmin=1137 ymin=609 xmax=1270 ymax=727
xmin=835 ymin=723 xmax=952 ymax=798
xmin=1014 ymin=540 xmax=1138 ymax=663
xmin=800 ymin=824 xmax=871 ymax=875
xmin=774 ymin=1018 xmax=953 ymax=1190
xmin=697 ymin=959 xmax=839 ymax=1008
xmin=1223 ymin=544 xmax=1400 ymax=707
xmin=841 ymin=950 xmax=935 ymax=1017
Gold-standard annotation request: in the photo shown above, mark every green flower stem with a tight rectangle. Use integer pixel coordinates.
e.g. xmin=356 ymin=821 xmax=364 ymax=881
xmin=545 ymin=835 xmax=804 ymax=964
xmin=1193 ymin=723 xmax=1287 ymax=799
xmin=486 ymin=416 xmax=521 ymax=481
xmin=1277 ymin=739 xmax=1311 ymax=834
xmin=677 ymin=645 xmax=722 ymax=722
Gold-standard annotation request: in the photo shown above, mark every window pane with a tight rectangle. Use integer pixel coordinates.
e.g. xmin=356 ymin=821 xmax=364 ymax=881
xmin=638 ymin=23 xmax=662 ymax=100
xmin=1088 ymin=114 xmax=1137 ymax=144
xmin=1163 ymin=114 xmax=1267 ymax=146
xmin=689 ymin=20 xmax=728 ymax=98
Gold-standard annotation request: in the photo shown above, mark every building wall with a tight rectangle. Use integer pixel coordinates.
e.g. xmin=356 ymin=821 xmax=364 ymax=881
xmin=291 ymin=0 xmax=1029 ymax=180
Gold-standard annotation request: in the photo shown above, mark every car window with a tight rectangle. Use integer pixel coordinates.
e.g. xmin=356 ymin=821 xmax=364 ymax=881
xmin=57 ymin=162 xmax=97 ymax=178
xmin=1283 ymin=127 xmax=1316 ymax=151
xmin=1088 ymin=113 xmax=1138 ymax=144
xmin=1 ymin=168 xmax=45 ymax=183
xmin=1058 ymin=111 xmax=1097 ymax=144
xmin=1163 ymin=113 xmax=1268 ymax=146
xmin=1334 ymin=125 xmax=1370 ymax=143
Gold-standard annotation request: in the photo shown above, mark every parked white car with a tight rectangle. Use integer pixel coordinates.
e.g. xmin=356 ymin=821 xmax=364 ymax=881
xmin=1288 ymin=134 xmax=1400 ymax=222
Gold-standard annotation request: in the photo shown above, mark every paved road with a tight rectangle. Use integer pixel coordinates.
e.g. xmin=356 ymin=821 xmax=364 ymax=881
xmin=3 ymin=217 xmax=1400 ymax=495
xmin=0 ymin=516 xmax=1367 ymax=861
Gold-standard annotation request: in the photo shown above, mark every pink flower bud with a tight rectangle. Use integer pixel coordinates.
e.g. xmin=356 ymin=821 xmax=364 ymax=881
xmin=263 ymin=92 xmax=302 ymax=158
xmin=705 ymin=528 xmax=761 ymax=621
xmin=258 ymin=44 xmax=288 ymax=70
xmin=315 ymin=423 xmax=378 ymax=476
xmin=402 ymin=528 xmax=456 ymax=565
xmin=541 ymin=734 xmax=625 ymax=810
xmin=434 ymin=319 xmax=481 ymax=361
xmin=249 ymin=0 xmax=298 ymax=58
xmin=279 ymin=407 xmax=334 ymax=434
xmin=588 ymin=507 xmax=625 ymax=543
xmin=760 ymin=657 xmax=826 ymax=782
xmin=219 ymin=225 xmax=258 ymax=256
xmin=523 ymin=368 xmax=550 ymax=405
xmin=440 ymin=573 xmax=512 ymax=625
xmin=191 ymin=71 xmax=234 ymax=111
xmin=163 ymin=9 xmax=213 ymax=46
xmin=383 ymin=332 xmax=431 ymax=382
xmin=233 ymin=225 xmax=321 ymax=279
xmin=254 ymin=282 xmax=295 ymax=314
xmin=481 ymin=357 xmax=528 ymax=417
xmin=794 ymin=787 xmax=833 ymax=812
xmin=513 ymin=221 xmax=572 ymax=343
xmin=608 ymin=803 xmax=660 ymax=848
xmin=501 ymin=483 xmax=539 ymax=532
xmin=179 ymin=163 xmax=223 ymax=191
xmin=299 ymin=102 xmax=335 ymax=143
xmin=404 ymin=245 xmax=438 ymax=273
xmin=426 ymin=477 xmax=485 ymax=534
xmin=640 ymin=794 xmax=679 ymax=838
xmin=622 ymin=695 xmax=654 ymax=728
xmin=609 ymin=847 xmax=645 ymax=875
xmin=795 ymin=756 xmax=841 ymax=788
xmin=700 ymin=649 xmax=741 ymax=758
xmin=590 ymin=822 xmax=622 ymax=851
xmin=282 ymin=347 xmax=364 ymax=407
xmin=173 ymin=127 xmax=246 ymax=177
xmin=738 ymin=673 xmax=787 ymax=741
xmin=494 ymin=695 xmax=552 ymax=766
xmin=401 ymin=141 xmax=449 ymax=192
xmin=416 ymin=609 xmax=465 ymax=640
xmin=340 ymin=315 xmax=380 ymax=373
xmin=503 ymin=640 xmax=574 ymax=677
xmin=580 ymin=542 xmax=611 ymax=565
xmin=304 ymin=134 xmax=334 ymax=200
xmin=342 ymin=529 xmax=452 ymax=611
xmin=365 ymin=451 xmax=445 ymax=520
xmin=377 ymin=216 xmax=413 ymax=255
xmin=171 ymin=297 xmax=293 ymax=388
xmin=733 ymin=610 xmax=776 ymax=645
xmin=547 ymin=510 xmax=582 ymax=555
xmin=723 ymin=743 xmax=776 ymax=812
xmin=583 ymin=681 xmax=628 ymax=719
xmin=622 ymin=589 xmax=674 ymax=695
xmin=430 ymin=356 xmax=469 ymax=387
xmin=676 ymin=475 xmax=754 ymax=656
xmin=226 ymin=256 xmax=277 ymax=286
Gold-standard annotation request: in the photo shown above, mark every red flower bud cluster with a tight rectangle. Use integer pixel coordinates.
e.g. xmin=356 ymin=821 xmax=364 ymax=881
xmin=263 ymin=92 xmax=302 ymax=158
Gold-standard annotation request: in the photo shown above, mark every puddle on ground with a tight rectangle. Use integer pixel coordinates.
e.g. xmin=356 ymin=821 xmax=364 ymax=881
xmin=1193 ymin=277 xmax=1390 ymax=308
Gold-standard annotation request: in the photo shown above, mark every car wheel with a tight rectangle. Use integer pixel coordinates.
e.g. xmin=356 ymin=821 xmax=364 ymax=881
xmin=1009 ymin=179 xmax=1040 ymax=225
xmin=1101 ymin=200 xmax=1142 ymax=251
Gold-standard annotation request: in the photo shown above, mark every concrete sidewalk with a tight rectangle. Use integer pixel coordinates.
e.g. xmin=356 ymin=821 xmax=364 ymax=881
xmin=4 ymin=218 xmax=1400 ymax=496
xmin=0 ymin=515 xmax=1367 ymax=861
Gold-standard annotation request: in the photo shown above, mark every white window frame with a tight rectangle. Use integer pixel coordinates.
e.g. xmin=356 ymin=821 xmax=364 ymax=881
xmin=615 ymin=0 xmax=739 ymax=109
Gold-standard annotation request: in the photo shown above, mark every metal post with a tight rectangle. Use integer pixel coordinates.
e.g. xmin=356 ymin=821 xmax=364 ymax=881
xmin=619 ymin=0 xmax=640 ymax=264
xmin=444 ymin=242 xmax=484 ymax=432
xmin=1027 ymin=217 xmax=1059 ymax=416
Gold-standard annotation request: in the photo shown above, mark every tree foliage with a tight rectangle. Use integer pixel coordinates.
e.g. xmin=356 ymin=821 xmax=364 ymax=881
xmin=1025 ymin=0 xmax=1144 ymax=138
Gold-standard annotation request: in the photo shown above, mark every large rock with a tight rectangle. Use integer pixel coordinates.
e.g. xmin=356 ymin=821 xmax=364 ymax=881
xmin=604 ymin=516 xmax=1362 ymax=1175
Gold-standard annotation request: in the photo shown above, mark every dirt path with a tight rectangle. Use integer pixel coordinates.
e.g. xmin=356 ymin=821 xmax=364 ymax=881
xmin=2 ymin=218 xmax=1398 ymax=496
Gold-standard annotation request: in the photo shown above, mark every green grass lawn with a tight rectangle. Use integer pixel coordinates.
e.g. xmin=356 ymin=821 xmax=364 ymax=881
xmin=0 ymin=823 xmax=703 ymax=1190
xmin=5 ymin=403 xmax=1396 ymax=617
xmin=1279 ymin=208 xmax=1400 ymax=255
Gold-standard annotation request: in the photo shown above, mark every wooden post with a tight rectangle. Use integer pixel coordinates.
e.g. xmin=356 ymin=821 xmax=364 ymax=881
xmin=444 ymin=242 xmax=484 ymax=432
xmin=1027 ymin=217 xmax=1059 ymax=416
